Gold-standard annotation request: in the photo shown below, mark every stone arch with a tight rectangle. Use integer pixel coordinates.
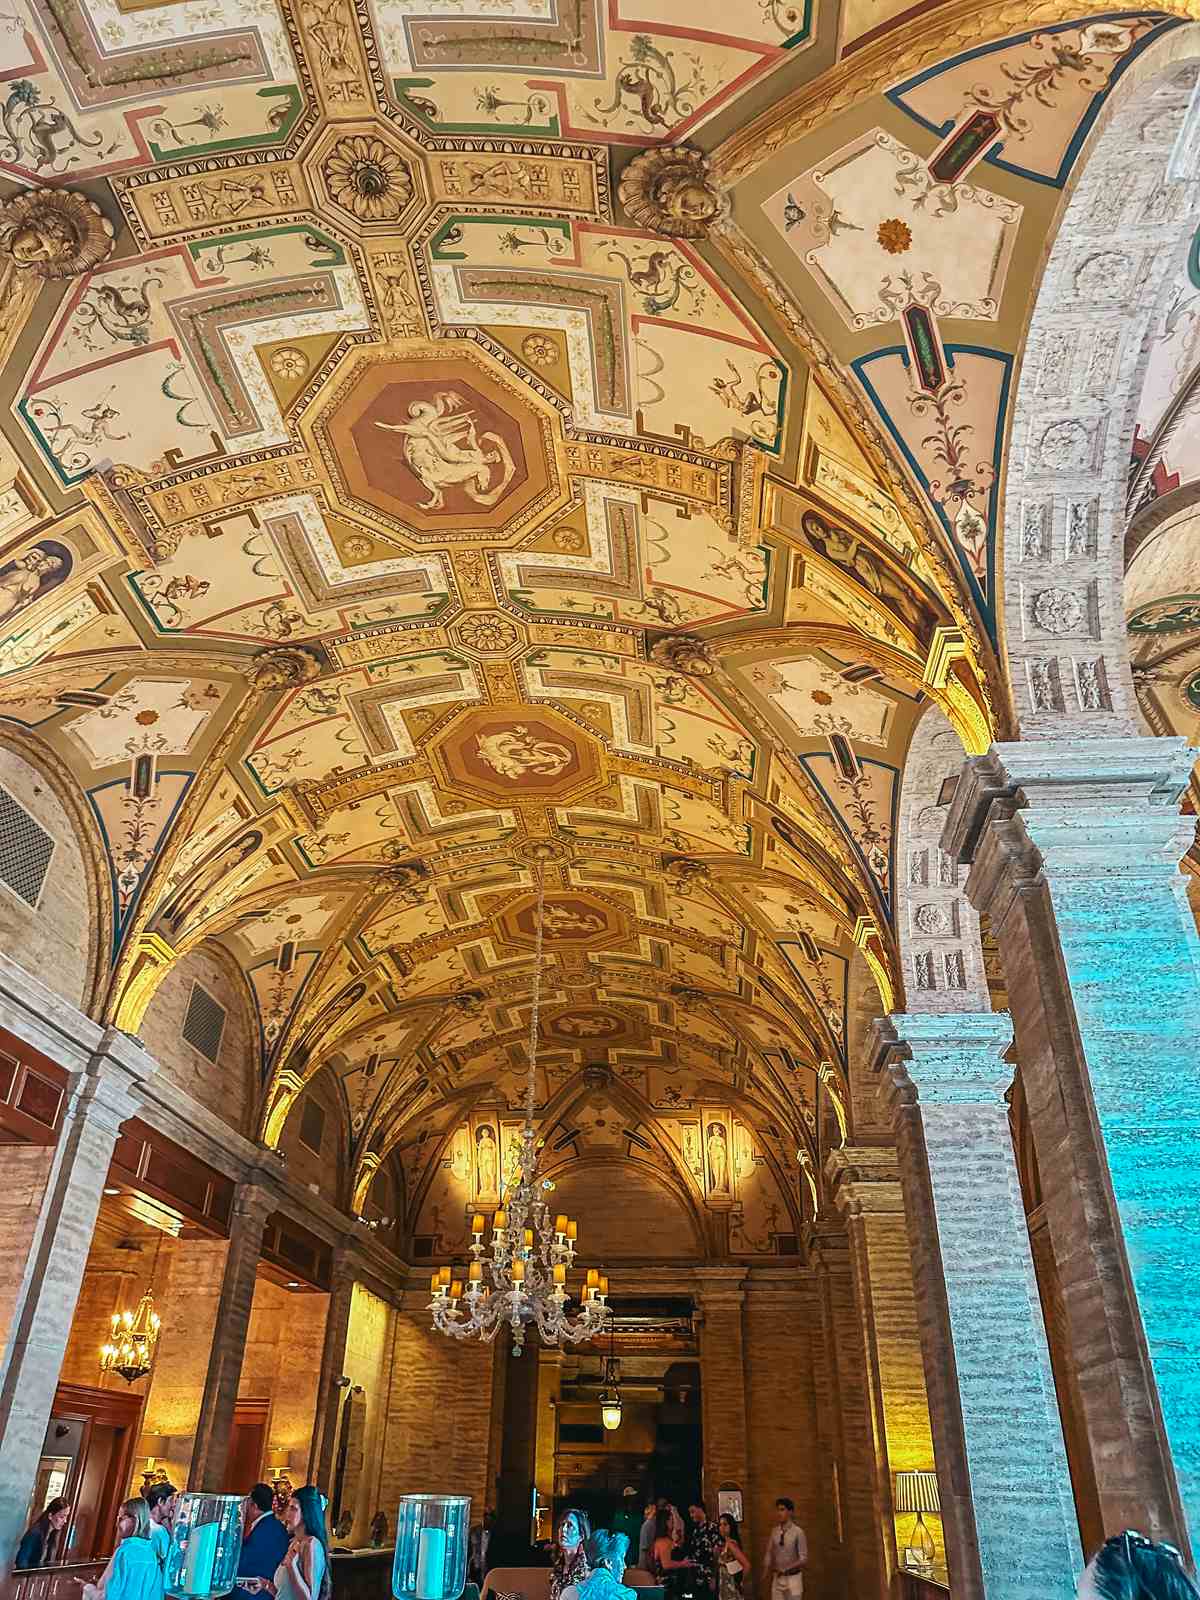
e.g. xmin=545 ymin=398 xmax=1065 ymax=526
xmin=0 ymin=727 xmax=109 ymax=1014
xmin=1001 ymin=26 xmax=1200 ymax=737
xmin=138 ymin=940 xmax=260 ymax=1136
xmin=894 ymin=704 xmax=989 ymax=1013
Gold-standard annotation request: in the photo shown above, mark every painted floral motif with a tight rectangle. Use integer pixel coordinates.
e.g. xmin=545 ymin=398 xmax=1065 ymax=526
xmin=907 ymin=378 xmax=994 ymax=586
xmin=876 ymin=218 xmax=912 ymax=254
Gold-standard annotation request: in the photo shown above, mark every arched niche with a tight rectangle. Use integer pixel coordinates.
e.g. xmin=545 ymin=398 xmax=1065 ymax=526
xmin=0 ymin=730 xmax=107 ymax=1013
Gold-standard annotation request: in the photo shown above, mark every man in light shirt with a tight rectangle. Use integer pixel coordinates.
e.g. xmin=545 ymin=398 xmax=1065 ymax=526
xmin=762 ymin=1498 xmax=807 ymax=1600
xmin=145 ymin=1482 xmax=178 ymax=1569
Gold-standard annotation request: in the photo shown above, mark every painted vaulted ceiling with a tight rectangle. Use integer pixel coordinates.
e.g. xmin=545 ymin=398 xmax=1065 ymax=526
xmin=0 ymin=0 xmax=1187 ymax=1241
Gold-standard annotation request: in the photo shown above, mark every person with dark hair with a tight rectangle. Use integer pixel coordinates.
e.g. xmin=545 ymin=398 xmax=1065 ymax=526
xmin=638 ymin=1505 xmax=657 ymax=1573
xmin=716 ymin=1516 xmax=749 ymax=1600
xmin=1079 ymin=1531 xmax=1200 ymax=1600
xmin=762 ymin=1500 xmax=806 ymax=1600
xmin=685 ymin=1505 xmax=720 ymax=1597
xmin=144 ymin=1484 xmax=177 ymax=1570
xmin=650 ymin=1510 xmax=694 ymax=1593
xmin=16 ymin=1497 xmax=71 ymax=1569
xmin=236 ymin=1485 xmax=289 ymax=1600
xmin=243 ymin=1487 xmax=330 ymax=1600
xmin=550 ymin=1509 xmax=592 ymax=1600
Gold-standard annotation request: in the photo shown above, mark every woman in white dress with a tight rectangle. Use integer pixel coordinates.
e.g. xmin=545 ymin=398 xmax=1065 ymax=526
xmin=246 ymin=1488 xmax=329 ymax=1600
xmin=1077 ymin=1531 xmax=1199 ymax=1599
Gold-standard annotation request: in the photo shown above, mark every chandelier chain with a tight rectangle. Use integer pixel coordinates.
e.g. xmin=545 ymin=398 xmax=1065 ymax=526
xmin=524 ymin=855 xmax=546 ymax=1130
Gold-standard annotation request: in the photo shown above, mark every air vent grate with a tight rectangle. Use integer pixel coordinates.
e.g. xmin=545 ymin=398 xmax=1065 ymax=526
xmin=182 ymin=982 xmax=227 ymax=1064
xmin=0 ymin=786 xmax=54 ymax=909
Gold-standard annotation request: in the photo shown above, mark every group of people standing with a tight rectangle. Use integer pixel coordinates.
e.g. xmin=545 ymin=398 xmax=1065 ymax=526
xmin=15 ymin=1480 xmax=332 ymax=1600
xmin=548 ymin=1496 xmax=794 ymax=1600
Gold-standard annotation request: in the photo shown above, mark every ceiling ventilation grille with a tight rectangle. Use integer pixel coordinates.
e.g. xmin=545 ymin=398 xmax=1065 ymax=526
xmin=182 ymin=982 xmax=227 ymax=1064
xmin=0 ymin=786 xmax=55 ymax=909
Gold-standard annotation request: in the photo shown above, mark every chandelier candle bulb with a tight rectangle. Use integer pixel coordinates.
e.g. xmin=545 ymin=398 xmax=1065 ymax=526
xmin=511 ymin=1258 xmax=525 ymax=1283
xmin=552 ymin=1264 xmax=566 ymax=1286
xmin=472 ymin=1214 xmax=484 ymax=1235
xmin=523 ymin=1228 xmax=534 ymax=1250
xmin=493 ymin=1210 xmax=506 ymax=1231
xmin=566 ymin=1220 xmax=578 ymax=1242
xmin=554 ymin=1214 xmax=567 ymax=1234
xmin=468 ymin=1261 xmax=482 ymax=1283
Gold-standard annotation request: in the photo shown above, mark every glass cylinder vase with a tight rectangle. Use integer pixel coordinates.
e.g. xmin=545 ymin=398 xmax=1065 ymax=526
xmin=165 ymin=1492 xmax=245 ymax=1600
xmin=392 ymin=1495 xmax=470 ymax=1600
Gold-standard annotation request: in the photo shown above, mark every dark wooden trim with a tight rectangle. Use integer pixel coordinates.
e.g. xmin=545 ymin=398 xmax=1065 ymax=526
xmin=261 ymin=1212 xmax=332 ymax=1292
xmin=108 ymin=1118 xmax=234 ymax=1238
xmin=0 ymin=1029 xmax=68 ymax=1146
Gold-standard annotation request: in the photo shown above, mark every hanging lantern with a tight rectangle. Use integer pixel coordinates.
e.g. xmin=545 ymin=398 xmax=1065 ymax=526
xmin=598 ymin=1315 xmax=622 ymax=1431
xmin=101 ymin=1231 xmax=163 ymax=1384
xmin=100 ymin=1291 xmax=161 ymax=1383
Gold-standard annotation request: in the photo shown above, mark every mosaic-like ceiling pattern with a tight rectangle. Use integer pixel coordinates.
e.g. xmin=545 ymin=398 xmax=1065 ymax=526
xmin=0 ymin=0 xmax=1181 ymax=1235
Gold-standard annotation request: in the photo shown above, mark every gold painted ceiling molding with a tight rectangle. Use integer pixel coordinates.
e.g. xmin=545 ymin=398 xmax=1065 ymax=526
xmin=710 ymin=0 xmax=1194 ymax=185
xmin=709 ymin=222 xmax=1006 ymax=736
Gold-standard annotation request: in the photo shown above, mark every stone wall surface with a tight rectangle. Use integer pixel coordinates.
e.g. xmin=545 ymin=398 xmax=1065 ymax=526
xmin=0 ymin=745 xmax=93 ymax=1009
xmin=138 ymin=947 xmax=257 ymax=1137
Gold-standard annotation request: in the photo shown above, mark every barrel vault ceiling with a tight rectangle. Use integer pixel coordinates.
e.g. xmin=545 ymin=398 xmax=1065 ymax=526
xmin=0 ymin=0 xmax=1185 ymax=1242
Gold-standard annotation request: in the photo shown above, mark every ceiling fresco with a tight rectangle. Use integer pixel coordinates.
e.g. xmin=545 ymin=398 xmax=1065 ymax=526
xmin=0 ymin=0 xmax=1185 ymax=1247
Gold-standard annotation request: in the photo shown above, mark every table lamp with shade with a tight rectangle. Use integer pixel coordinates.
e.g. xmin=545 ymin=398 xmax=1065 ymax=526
xmin=893 ymin=1470 xmax=939 ymax=1572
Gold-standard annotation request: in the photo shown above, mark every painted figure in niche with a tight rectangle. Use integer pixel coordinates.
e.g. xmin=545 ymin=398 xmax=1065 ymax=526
xmin=161 ymin=827 xmax=263 ymax=933
xmin=475 ymin=1124 xmax=499 ymax=1195
xmin=375 ymin=390 xmax=515 ymax=511
xmin=707 ymin=1121 xmax=729 ymax=1192
xmin=475 ymin=726 xmax=572 ymax=781
xmin=800 ymin=510 xmax=936 ymax=642
xmin=0 ymin=540 xmax=71 ymax=625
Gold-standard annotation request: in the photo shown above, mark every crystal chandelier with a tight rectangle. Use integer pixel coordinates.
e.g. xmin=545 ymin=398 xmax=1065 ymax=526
xmin=101 ymin=1234 xmax=162 ymax=1383
xmin=429 ymin=853 xmax=609 ymax=1355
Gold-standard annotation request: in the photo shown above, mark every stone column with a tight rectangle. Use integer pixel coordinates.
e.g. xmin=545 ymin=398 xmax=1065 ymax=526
xmin=946 ymin=736 xmax=1200 ymax=1552
xmin=189 ymin=1183 xmax=274 ymax=1491
xmin=534 ymin=1345 xmax=562 ymax=1513
xmin=695 ymin=1270 xmax=748 ymax=1511
xmin=828 ymin=1147 xmax=940 ymax=1588
xmin=878 ymin=1012 xmax=1081 ymax=1600
xmin=803 ymin=1221 xmax=884 ymax=1600
xmin=308 ymin=1256 xmax=357 ymax=1492
xmin=0 ymin=1027 xmax=153 ymax=1574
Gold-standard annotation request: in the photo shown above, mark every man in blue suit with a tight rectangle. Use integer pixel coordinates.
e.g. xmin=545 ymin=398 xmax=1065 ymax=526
xmin=236 ymin=1485 xmax=289 ymax=1600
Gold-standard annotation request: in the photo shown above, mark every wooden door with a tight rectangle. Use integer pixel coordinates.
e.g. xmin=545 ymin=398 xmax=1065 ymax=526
xmin=227 ymin=1399 xmax=270 ymax=1494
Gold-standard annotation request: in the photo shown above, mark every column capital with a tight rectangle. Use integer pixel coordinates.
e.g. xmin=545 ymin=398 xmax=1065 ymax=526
xmin=943 ymin=736 xmax=1195 ymax=868
xmin=825 ymin=1145 xmax=904 ymax=1220
xmin=75 ymin=1026 xmax=156 ymax=1134
xmin=692 ymin=1266 xmax=746 ymax=1309
xmin=874 ymin=1012 xmax=1013 ymax=1112
xmin=229 ymin=1181 xmax=276 ymax=1230
xmin=800 ymin=1213 xmax=850 ymax=1271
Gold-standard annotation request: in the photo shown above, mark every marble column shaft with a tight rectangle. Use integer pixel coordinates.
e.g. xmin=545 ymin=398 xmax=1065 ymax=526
xmin=804 ymin=1222 xmax=888 ymax=1600
xmin=189 ymin=1183 xmax=274 ymax=1492
xmin=0 ymin=1028 xmax=153 ymax=1574
xmin=829 ymin=1148 xmax=940 ymax=1588
xmin=695 ymin=1270 xmax=748 ymax=1509
xmin=309 ymin=1257 xmax=357 ymax=1492
xmin=947 ymin=736 xmax=1200 ymax=1553
xmin=880 ymin=1012 xmax=1080 ymax=1600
